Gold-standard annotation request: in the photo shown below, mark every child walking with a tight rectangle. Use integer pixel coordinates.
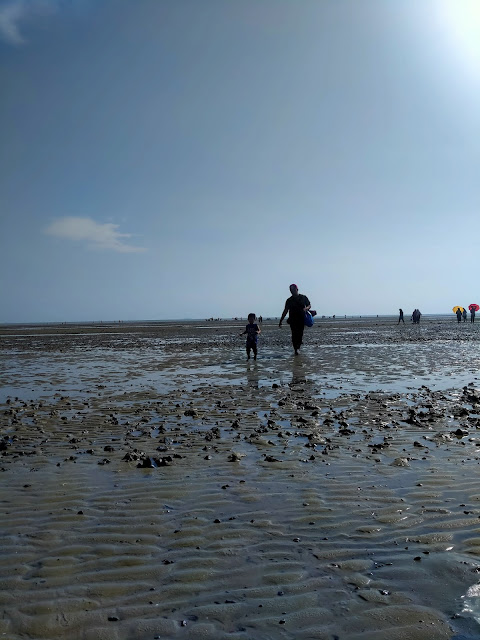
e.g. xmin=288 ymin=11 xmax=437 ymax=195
xmin=240 ymin=313 xmax=261 ymax=360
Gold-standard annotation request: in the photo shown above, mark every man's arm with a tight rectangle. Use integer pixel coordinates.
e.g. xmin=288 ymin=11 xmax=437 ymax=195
xmin=303 ymin=296 xmax=311 ymax=312
xmin=279 ymin=304 xmax=288 ymax=327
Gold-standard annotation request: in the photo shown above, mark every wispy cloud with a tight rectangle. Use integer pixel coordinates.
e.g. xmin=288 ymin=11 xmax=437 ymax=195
xmin=45 ymin=217 xmax=147 ymax=253
xmin=0 ymin=1 xmax=26 ymax=44
xmin=0 ymin=0 xmax=56 ymax=46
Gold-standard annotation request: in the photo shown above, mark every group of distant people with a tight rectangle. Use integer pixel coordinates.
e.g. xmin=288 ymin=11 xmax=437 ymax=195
xmin=398 ymin=307 xmax=477 ymax=325
xmin=412 ymin=309 xmax=421 ymax=324
xmin=456 ymin=307 xmax=476 ymax=323
xmin=397 ymin=308 xmax=422 ymax=324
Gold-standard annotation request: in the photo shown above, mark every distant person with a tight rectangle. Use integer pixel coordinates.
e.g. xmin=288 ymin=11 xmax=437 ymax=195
xmin=279 ymin=284 xmax=311 ymax=355
xmin=412 ymin=309 xmax=421 ymax=324
xmin=463 ymin=308 xmax=467 ymax=322
xmin=471 ymin=308 xmax=476 ymax=324
xmin=398 ymin=309 xmax=404 ymax=324
xmin=240 ymin=313 xmax=260 ymax=360
xmin=456 ymin=308 xmax=462 ymax=323
xmin=258 ymin=315 xmax=263 ymax=324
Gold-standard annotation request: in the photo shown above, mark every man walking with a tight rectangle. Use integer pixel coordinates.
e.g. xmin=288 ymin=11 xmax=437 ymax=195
xmin=279 ymin=284 xmax=311 ymax=355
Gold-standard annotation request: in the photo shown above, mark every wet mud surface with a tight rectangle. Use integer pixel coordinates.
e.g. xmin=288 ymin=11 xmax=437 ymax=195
xmin=1 ymin=317 xmax=480 ymax=639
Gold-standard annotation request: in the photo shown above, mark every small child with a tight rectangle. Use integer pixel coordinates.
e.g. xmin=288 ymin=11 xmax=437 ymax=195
xmin=240 ymin=313 xmax=261 ymax=360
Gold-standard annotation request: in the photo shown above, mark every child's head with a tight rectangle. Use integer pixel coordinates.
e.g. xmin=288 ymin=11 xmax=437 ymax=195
xmin=248 ymin=313 xmax=256 ymax=323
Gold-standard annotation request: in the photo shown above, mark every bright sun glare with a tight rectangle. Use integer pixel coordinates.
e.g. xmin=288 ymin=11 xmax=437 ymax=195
xmin=437 ymin=0 xmax=480 ymax=73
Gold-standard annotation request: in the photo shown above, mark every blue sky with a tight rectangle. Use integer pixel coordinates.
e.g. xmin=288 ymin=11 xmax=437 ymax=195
xmin=1 ymin=0 xmax=479 ymax=322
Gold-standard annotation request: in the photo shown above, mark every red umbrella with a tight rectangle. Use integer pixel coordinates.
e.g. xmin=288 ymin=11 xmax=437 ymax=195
xmin=469 ymin=304 xmax=479 ymax=312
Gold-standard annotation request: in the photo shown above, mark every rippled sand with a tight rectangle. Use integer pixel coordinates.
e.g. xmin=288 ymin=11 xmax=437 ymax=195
xmin=1 ymin=317 xmax=480 ymax=639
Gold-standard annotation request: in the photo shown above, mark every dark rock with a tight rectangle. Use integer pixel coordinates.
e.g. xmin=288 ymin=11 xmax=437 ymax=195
xmin=137 ymin=455 xmax=173 ymax=468
xmin=122 ymin=451 xmax=144 ymax=462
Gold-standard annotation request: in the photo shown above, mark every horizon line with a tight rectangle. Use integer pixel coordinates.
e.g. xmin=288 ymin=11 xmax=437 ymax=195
xmin=0 ymin=312 xmax=466 ymax=326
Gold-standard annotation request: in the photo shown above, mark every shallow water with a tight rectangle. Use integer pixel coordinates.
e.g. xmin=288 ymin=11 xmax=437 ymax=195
xmin=2 ymin=327 xmax=480 ymax=403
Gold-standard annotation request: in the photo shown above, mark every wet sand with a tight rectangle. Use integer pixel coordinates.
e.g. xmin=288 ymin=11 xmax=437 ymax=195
xmin=1 ymin=317 xmax=480 ymax=639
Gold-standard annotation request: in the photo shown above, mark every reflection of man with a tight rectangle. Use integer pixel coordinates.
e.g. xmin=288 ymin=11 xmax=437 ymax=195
xmin=279 ymin=284 xmax=311 ymax=355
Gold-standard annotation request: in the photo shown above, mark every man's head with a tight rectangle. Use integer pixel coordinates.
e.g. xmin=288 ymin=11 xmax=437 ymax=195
xmin=289 ymin=284 xmax=298 ymax=295
xmin=248 ymin=313 xmax=256 ymax=323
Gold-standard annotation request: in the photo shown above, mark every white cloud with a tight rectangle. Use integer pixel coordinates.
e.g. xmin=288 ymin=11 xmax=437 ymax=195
xmin=0 ymin=1 xmax=26 ymax=44
xmin=45 ymin=217 xmax=147 ymax=253
xmin=0 ymin=0 xmax=56 ymax=45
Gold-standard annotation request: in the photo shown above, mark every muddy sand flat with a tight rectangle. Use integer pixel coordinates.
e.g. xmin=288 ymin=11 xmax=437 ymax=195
xmin=1 ymin=317 xmax=480 ymax=639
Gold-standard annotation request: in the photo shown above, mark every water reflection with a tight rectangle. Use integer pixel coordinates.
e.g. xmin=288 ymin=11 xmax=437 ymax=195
xmin=245 ymin=361 xmax=260 ymax=388
xmin=289 ymin=357 xmax=308 ymax=387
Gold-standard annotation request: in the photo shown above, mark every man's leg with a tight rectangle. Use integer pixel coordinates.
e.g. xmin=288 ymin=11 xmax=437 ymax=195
xmin=289 ymin=324 xmax=298 ymax=353
xmin=297 ymin=323 xmax=305 ymax=350
xmin=291 ymin=321 xmax=304 ymax=354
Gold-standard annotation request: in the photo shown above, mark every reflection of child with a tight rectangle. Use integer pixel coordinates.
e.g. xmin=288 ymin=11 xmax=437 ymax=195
xmin=240 ymin=313 xmax=261 ymax=360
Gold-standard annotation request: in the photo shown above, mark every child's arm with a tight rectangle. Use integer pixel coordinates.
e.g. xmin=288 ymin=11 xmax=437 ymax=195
xmin=256 ymin=324 xmax=261 ymax=334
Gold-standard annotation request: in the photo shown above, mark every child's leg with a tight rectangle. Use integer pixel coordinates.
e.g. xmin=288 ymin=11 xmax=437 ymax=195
xmin=246 ymin=345 xmax=251 ymax=360
xmin=253 ymin=344 xmax=257 ymax=360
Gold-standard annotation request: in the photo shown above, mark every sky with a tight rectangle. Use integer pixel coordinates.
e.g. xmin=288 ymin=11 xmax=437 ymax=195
xmin=1 ymin=0 xmax=480 ymax=322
